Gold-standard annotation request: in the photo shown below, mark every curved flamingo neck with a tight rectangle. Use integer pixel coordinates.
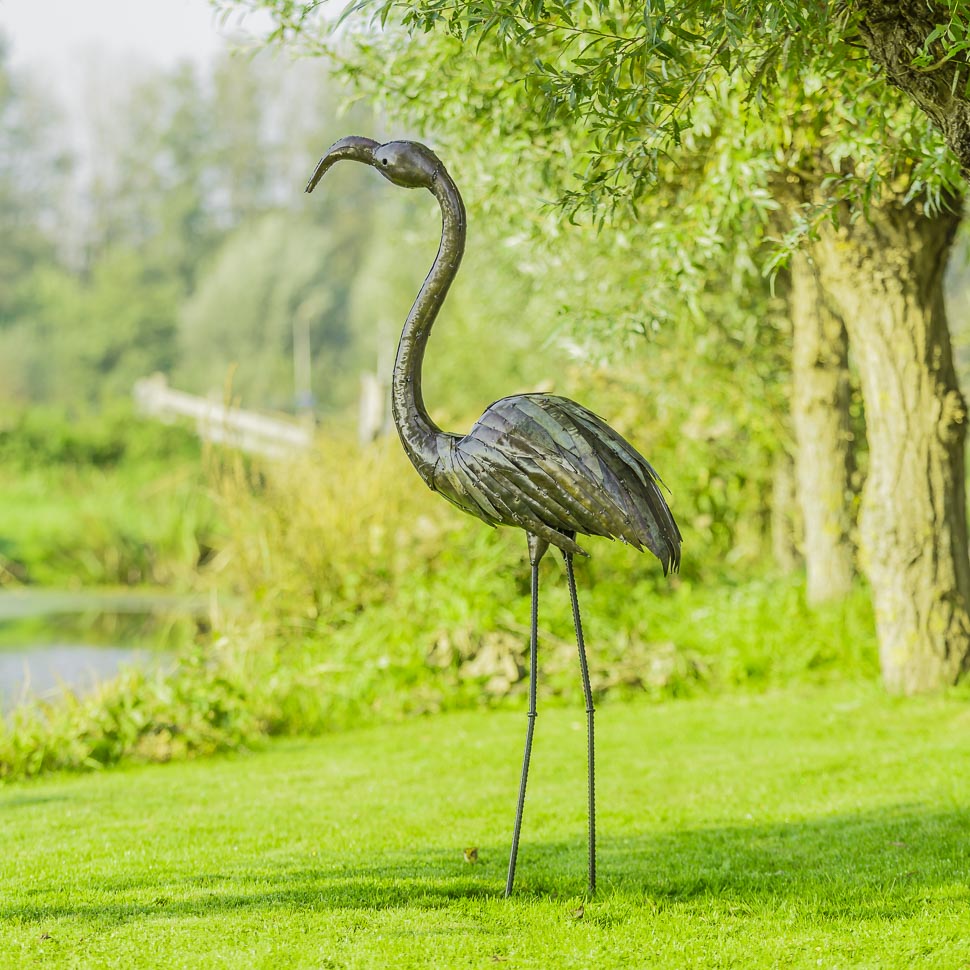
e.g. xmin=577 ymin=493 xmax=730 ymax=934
xmin=390 ymin=168 xmax=466 ymax=481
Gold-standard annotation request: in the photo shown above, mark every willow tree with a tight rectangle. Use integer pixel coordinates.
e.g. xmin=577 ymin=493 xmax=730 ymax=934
xmin=224 ymin=0 xmax=970 ymax=692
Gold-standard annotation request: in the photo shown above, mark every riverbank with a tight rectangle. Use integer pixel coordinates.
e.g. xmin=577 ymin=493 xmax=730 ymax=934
xmin=0 ymin=588 xmax=209 ymax=709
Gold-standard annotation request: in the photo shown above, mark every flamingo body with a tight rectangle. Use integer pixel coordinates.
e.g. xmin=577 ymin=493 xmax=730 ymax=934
xmin=431 ymin=392 xmax=681 ymax=569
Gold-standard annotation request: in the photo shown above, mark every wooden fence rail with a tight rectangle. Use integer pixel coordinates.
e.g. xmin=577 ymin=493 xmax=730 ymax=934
xmin=133 ymin=374 xmax=312 ymax=459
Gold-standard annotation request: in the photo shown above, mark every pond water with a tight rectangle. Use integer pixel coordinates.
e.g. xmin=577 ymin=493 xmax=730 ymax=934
xmin=0 ymin=589 xmax=204 ymax=710
xmin=0 ymin=644 xmax=163 ymax=709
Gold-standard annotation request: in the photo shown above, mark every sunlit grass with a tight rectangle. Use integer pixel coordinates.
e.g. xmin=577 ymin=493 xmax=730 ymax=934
xmin=2 ymin=684 xmax=969 ymax=968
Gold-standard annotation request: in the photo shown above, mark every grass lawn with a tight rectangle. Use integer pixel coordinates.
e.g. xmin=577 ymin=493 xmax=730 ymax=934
xmin=2 ymin=683 xmax=969 ymax=969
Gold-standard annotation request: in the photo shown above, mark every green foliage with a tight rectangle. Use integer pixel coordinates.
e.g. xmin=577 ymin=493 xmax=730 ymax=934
xmin=0 ymin=573 xmax=877 ymax=782
xmin=223 ymin=0 xmax=962 ymax=407
xmin=0 ymin=406 xmax=199 ymax=469
xmin=0 ymin=43 xmax=393 ymax=413
xmin=0 ymin=645 xmax=263 ymax=779
xmin=0 ymin=407 xmax=217 ymax=587
xmin=0 ymin=37 xmax=67 ymax=329
xmin=231 ymin=1 xmax=963 ymax=225
xmin=4 ymin=686 xmax=970 ymax=967
xmin=0 ymin=254 xmax=185 ymax=406
xmin=914 ymin=1 xmax=970 ymax=77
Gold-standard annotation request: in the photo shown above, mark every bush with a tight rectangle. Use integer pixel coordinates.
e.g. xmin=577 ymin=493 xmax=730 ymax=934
xmin=0 ymin=404 xmax=201 ymax=469
xmin=0 ymin=405 xmax=218 ymax=588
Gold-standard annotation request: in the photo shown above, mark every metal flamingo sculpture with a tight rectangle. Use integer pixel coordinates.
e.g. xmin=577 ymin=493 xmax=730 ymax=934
xmin=306 ymin=137 xmax=681 ymax=897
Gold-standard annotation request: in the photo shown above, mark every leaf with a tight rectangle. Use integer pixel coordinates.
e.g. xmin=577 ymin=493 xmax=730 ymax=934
xmin=668 ymin=24 xmax=705 ymax=44
xmin=336 ymin=0 xmax=378 ymax=29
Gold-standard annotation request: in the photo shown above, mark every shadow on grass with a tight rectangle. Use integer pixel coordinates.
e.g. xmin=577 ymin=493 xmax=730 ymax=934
xmin=0 ymin=792 xmax=71 ymax=810
xmin=5 ymin=803 xmax=969 ymax=925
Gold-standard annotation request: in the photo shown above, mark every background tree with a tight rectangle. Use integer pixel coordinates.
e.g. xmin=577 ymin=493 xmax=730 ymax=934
xmin=786 ymin=248 xmax=856 ymax=604
xmin=810 ymin=190 xmax=969 ymax=692
xmin=177 ymin=212 xmax=364 ymax=410
xmin=0 ymin=37 xmax=70 ymax=331
xmin=0 ymin=46 xmax=391 ymax=413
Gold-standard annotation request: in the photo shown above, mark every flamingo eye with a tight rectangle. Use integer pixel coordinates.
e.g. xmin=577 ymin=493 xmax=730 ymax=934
xmin=381 ymin=158 xmax=388 ymax=166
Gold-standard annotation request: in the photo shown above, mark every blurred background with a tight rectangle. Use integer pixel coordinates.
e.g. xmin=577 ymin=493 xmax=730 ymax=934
xmin=1 ymin=0 xmax=969 ymax=776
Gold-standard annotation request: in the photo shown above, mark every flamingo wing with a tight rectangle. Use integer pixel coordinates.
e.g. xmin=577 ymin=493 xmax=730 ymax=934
xmin=429 ymin=393 xmax=681 ymax=573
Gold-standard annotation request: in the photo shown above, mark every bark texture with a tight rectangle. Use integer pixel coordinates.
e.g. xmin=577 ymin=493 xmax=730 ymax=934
xmin=771 ymin=449 xmax=801 ymax=575
xmin=788 ymin=249 xmax=855 ymax=603
xmin=856 ymin=0 xmax=970 ymax=179
xmin=811 ymin=195 xmax=970 ymax=692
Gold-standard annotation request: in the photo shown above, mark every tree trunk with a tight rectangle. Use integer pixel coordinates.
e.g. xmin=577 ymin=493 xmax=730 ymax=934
xmin=771 ymin=448 xmax=801 ymax=574
xmin=810 ymin=194 xmax=970 ymax=692
xmin=788 ymin=249 xmax=855 ymax=603
xmin=856 ymin=1 xmax=970 ymax=180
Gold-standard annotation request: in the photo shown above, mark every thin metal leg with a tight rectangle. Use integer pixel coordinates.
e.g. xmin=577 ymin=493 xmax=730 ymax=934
xmin=505 ymin=536 xmax=545 ymax=897
xmin=564 ymin=551 xmax=596 ymax=896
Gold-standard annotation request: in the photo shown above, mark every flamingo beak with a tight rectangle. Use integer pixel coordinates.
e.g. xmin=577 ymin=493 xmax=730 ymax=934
xmin=305 ymin=136 xmax=381 ymax=193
